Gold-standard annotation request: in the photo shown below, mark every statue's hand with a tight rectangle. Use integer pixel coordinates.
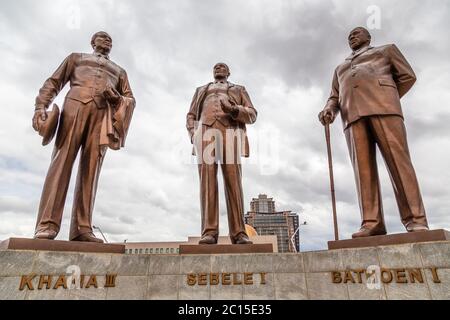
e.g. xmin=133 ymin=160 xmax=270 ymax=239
xmin=318 ymin=107 xmax=337 ymax=126
xmin=220 ymin=98 xmax=236 ymax=114
xmin=104 ymin=85 xmax=121 ymax=105
xmin=188 ymin=128 xmax=195 ymax=144
xmin=32 ymin=108 xmax=48 ymax=132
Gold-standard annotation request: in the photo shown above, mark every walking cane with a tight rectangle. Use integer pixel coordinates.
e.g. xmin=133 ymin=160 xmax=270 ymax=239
xmin=325 ymin=122 xmax=339 ymax=241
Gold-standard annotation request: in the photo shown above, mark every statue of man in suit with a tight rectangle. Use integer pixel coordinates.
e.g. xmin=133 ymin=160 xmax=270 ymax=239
xmin=186 ymin=63 xmax=257 ymax=244
xmin=319 ymin=27 xmax=429 ymax=238
xmin=32 ymin=31 xmax=135 ymax=242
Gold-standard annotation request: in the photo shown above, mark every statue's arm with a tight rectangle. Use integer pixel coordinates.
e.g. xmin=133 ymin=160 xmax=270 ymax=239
xmin=186 ymin=89 xmax=199 ymax=142
xmin=325 ymin=69 xmax=340 ymax=112
xmin=231 ymin=86 xmax=257 ymax=125
xmin=387 ymin=44 xmax=416 ymax=98
xmin=118 ymin=70 xmax=135 ymax=102
xmin=319 ymin=69 xmax=340 ymax=125
xmin=35 ymin=53 xmax=77 ymax=110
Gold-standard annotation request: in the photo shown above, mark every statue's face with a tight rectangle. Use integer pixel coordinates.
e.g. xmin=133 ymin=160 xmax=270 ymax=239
xmin=348 ymin=28 xmax=370 ymax=51
xmin=93 ymin=33 xmax=113 ymax=54
xmin=213 ymin=63 xmax=229 ymax=80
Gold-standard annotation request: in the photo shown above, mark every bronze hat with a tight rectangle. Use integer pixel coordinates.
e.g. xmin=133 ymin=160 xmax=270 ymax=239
xmin=38 ymin=104 xmax=60 ymax=146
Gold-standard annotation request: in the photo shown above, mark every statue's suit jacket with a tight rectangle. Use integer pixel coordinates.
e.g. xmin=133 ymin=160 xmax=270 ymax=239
xmin=36 ymin=52 xmax=135 ymax=149
xmin=186 ymin=82 xmax=257 ymax=157
xmin=325 ymin=44 xmax=416 ymax=129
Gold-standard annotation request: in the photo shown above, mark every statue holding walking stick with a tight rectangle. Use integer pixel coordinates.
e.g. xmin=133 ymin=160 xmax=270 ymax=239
xmin=318 ymin=27 xmax=429 ymax=238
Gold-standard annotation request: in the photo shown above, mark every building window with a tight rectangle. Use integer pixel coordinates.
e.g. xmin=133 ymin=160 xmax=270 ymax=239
xmin=176 ymin=248 xmax=179 ymax=253
xmin=145 ymin=248 xmax=149 ymax=254
xmin=150 ymin=248 xmax=153 ymax=253
xmin=134 ymin=249 xmax=138 ymax=254
xmin=156 ymin=248 xmax=159 ymax=253
xmin=139 ymin=249 xmax=143 ymax=254
xmin=170 ymin=248 xmax=174 ymax=254
xmin=166 ymin=248 xmax=170 ymax=253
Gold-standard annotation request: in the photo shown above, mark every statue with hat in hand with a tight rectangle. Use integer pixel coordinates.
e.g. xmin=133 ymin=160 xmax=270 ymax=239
xmin=32 ymin=31 xmax=135 ymax=243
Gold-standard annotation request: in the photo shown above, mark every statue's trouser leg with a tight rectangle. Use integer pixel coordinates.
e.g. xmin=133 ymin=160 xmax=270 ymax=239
xmin=218 ymin=121 xmax=247 ymax=242
xmin=35 ymin=99 xmax=88 ymax=235
xmin=198 ymin=161 xmax=219 ymax=239
xmin=221 ymin=162 xmax=246 ymax=241
xmin=345 ymin=117 xmax=386 ymax=231
xmin=197 ymin=124 xmax=219 ymax=239
xmin=196 ymin=121 xmax=247 ymax=240
xmin=69 ymin=103 xmax=107 ymax=240
xmin=368 ymin=115 xmax=428 ymax=227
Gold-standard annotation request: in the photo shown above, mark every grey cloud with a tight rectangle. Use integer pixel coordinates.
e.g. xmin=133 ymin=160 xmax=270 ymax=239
xmin=0 ymin=196 xmax=35 ymax=214
xmin=118 ymin=215 xmax=136 ymax=225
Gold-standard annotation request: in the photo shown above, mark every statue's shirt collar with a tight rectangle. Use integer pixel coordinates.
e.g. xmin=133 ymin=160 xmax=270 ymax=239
xmin=93 ymin=51 xmax=110 ymax=60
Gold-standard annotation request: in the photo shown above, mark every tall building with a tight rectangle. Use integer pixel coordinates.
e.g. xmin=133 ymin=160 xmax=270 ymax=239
xmin=244 ymin=194 xmax=300 ymax=253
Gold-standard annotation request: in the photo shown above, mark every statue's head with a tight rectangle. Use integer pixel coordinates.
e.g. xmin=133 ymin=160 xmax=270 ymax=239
xmin=348 ymin=27 xmax=371 ymax=51
xmin=213 ymin=62 xmax=230 ymax=81
xmin=91 ymin=31 xmax=112 ymax=54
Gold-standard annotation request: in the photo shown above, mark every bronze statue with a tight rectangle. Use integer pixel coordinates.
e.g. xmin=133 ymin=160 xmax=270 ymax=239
xmin=186 ymin=63 xmax=257 ymax=244
xmin=319 ymin=27 xmax=429 ymax=238
xmin=32 ymin=31 xmax=135 ymax=242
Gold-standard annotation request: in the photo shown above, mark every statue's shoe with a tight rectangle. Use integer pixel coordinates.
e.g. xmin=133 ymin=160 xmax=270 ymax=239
xmin=232 ymin=234 xmax=253 ymax=245
xmin=72 ymin=232 xmax=104 ymax=243
xmin=406 ymin=222 xmax=429 ymax=232
xmin=352 ymin=227 xmax=387 ymax=238
xmin=34 ymin=229 xmax=57 ymax=240
xmin=198 ymin=235 xmax=217 ymax=245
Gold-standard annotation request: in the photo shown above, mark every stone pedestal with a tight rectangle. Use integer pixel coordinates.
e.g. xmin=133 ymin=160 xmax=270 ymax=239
xmin=0 ymin=238 xmax=125 ymax=254
xmin=328 ymin=229 xmax=450 ymax=250
xmin=0 ymin=240 xmax=449 ymax=300
xmin=179 ymin=243 xmax=273 ymax=254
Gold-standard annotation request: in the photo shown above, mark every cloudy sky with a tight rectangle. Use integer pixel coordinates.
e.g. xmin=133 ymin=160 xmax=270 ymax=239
xmin=1 ymin=0 xmax=449 ymax=251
